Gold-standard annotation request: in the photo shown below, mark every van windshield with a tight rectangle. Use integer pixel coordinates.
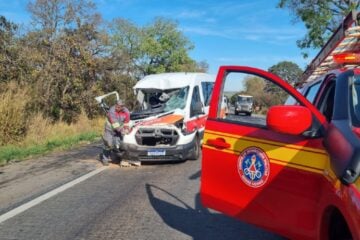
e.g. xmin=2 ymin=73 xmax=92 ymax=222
xmin=237 ymin=96 xmax=253 ymax=103
xmin=163 ymin=86 xmax=189 ymax=112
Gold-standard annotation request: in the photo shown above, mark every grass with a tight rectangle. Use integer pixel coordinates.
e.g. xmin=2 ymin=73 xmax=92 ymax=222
xmin=0 ymin=82 xmax=106 ymax=166
xmin=0 ymin=131 xmax=101 ymax=166
xmin=0 ymin=109 xmax=105 ymax=166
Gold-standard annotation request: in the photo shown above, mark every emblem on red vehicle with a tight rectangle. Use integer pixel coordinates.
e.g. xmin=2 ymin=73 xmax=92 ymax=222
xmin=238 ymin=147 xmax=270 ymax=188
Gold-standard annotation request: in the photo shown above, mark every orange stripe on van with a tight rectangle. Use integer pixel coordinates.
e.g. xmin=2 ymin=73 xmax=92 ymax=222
xmin=138 ymin=114 xmax=184 ymax=126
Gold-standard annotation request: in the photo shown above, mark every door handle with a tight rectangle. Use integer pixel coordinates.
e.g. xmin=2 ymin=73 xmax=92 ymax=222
xmin=207 ymin=138 xmax=230 ymax=149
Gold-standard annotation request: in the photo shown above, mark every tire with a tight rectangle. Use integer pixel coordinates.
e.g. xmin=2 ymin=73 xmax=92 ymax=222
xmin=189 ymin=135 xmax=200 ymax=160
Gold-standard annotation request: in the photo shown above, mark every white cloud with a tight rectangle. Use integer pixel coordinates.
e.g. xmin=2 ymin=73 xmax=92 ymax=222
xmin=182 ymin=26 xmax=229 ymax=38
xmin=183 ymin=24 xmax=304 ymax=44
xmin=177 ymin=10 xmax=206 ymax=19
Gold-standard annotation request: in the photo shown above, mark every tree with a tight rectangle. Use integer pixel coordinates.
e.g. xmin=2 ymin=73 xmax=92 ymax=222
xmin=266 ymin=61 xmax=303 ymax=104
xmin=25 ymin=0 xmax=106 ymax=123
xmin=110 ymin=17 xmax=207 ymax=79
xmin=268 ymin=61 xmax=303 ymax=86
xmin=0 ymin=16 xmax=28 ymax=85
xmin=278 ymin=0 xmax=359 ymax=55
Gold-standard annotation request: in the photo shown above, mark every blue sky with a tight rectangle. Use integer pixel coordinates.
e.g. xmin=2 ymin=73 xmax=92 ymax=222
xmin=0 ymin=0 xmax=315 ymax=75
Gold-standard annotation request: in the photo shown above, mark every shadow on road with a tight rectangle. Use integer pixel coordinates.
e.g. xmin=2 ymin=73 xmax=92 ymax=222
xmin=145 ymin=180 xmax=283 ymax=240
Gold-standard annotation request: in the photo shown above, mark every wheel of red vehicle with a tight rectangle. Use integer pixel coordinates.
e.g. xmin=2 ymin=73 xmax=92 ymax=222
xmin=189 ymin=135 xmax=200 ymax=160
xmin=328 ymin=209 xmax=352 ymax=240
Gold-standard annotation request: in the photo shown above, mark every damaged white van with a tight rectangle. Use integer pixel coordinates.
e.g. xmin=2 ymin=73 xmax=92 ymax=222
xmin=125 ymin=72 xmax=215 ymax=162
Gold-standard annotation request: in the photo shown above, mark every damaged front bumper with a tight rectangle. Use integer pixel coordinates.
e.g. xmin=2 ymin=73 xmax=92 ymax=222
xmin=123 ymin=137 xmax=196 ymax=162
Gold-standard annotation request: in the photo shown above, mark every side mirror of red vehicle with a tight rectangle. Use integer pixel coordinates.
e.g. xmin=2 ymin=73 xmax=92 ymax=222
xmin=267 ymin=105 xmax=312 ymax=135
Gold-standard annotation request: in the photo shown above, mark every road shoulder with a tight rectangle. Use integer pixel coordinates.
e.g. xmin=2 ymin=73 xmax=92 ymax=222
xmin=0 ymin=142 xmax=103 ymax=214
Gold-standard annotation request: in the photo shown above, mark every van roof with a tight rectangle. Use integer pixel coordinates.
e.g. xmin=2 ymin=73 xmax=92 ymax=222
xmin=238 ymin=94 xmax=253 ymax=98
xmin=133 ymin=72 xmax=215 ymax=90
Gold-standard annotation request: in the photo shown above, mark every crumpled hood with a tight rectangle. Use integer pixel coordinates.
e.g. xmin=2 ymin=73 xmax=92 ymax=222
xmin=136 ymin=113 xmax=184 ymax=127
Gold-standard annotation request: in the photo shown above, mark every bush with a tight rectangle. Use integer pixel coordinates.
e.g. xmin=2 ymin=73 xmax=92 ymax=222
xmin=0 ymin=82 xmax=30 ymax=146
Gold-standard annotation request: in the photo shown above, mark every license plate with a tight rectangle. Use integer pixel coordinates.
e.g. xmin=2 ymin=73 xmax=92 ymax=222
xmin=147 ymin=149 xmax=166 ymax=156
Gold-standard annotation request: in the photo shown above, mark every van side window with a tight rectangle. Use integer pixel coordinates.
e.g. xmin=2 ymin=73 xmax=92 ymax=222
xmin=201 ymin=82 xmax=214 ymax=106
xmin=219 ymin=72 xmax=299 ymax=127
xmin=190 ymin=86 xmax=202 ymax=117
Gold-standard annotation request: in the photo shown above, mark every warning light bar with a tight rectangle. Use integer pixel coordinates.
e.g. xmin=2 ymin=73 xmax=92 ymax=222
xmin=333 ymin=53 xmax=360 ymax=64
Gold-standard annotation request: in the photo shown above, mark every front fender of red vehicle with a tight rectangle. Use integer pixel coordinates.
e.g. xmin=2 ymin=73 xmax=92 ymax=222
xmin=316 ymin=177 xmax=360 ymax=240
xmin=339 ymin=183 xmax=360 ymax=240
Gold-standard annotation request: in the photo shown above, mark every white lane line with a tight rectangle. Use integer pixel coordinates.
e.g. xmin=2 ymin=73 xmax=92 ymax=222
xmin=0 ymin=166 xmax=108 ymax=224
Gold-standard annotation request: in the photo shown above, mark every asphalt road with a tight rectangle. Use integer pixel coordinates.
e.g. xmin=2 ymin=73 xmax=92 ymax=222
xmin=0 ymin=145 xmax=285 ymax=240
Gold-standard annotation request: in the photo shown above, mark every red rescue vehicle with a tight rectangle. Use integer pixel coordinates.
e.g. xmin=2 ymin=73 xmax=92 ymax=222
xmin=200 ymin=11 xmax=360 ymax=240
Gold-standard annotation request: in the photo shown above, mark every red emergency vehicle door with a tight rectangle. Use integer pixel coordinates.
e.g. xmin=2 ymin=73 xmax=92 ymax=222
xmin=200 ymin=66 xmax=329 ymax=238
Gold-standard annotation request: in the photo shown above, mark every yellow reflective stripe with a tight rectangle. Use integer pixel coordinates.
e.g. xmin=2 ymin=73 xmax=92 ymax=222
xmin=203 ymin=131 xmax=329 ymax=174
xmin=112 ymin=122 xmax=120 ymax=128
xmin=355 ymin=178 xmax=360 ymax=192
xmin=205 ymin=129 xmax=326 ymax=154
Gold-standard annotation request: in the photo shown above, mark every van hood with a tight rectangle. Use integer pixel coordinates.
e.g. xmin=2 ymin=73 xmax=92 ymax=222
xmin=136 ymin=113 xmax=184 ymax=127
xmin=131 ymin=108 xmax=185 ymax=127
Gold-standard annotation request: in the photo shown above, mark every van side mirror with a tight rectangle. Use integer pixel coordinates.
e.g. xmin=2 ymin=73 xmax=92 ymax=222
xmin=267 ymin=105 xmax=312 ymax=135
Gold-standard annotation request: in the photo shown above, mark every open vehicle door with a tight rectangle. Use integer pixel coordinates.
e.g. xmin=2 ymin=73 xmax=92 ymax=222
xmin=200 ymin=66 xmax=360 ymax=239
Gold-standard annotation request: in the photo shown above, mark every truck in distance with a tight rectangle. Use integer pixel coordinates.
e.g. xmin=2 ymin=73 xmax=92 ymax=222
xmin=234 ymin=94 xmax=253 ymax=116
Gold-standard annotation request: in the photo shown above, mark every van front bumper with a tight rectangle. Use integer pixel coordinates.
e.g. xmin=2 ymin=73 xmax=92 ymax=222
xmin=123 ymin=138 xmax=196 ymax=162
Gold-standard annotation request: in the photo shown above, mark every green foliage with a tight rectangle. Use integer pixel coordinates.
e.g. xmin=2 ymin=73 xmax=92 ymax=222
xmin=268 ymin=61 xmax=303 ymax=85
xmin=0 ymin=83 xmax=30 ymax=145
xmin=141 ymin=17 xmax=196 ymax=75
xmin=24 ymin=0 xmax=107 ymax=123
xmin=266 ymin=61 xmax=303 ymax=104
xmin=0 ymin=0 xmax=206 ymax=146
xmin=278 ymin=0 xmax=359 ymax=53
xmin=0 ymin=131 xmax=99 ymax=165
xmin=230 ymin=93 xmax=239 ymax=105
xmin=110 ymin=17 xmax=207 ymax=79
xmin=0 ymin=16 xmax=29 ymax=84
xmin=242 ymin=75 xmax=287 ymax=111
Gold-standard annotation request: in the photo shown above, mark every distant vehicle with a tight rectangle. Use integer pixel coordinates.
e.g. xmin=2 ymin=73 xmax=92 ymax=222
xmin=234 ymin=94 xmax=253 ymax=116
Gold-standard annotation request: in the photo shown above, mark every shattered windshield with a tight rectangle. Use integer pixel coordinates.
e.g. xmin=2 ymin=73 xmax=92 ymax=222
xmin=163 ymin=87 xmax=189 ymax=112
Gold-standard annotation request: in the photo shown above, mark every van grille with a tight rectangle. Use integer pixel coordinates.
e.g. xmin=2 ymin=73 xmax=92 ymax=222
xmin=135 ymin=128 xmax=179 ymax=146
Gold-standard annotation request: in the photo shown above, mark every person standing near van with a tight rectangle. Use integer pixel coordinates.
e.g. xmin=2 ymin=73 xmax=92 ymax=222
xmin=101 ymin=99 xmax=130 ymax=166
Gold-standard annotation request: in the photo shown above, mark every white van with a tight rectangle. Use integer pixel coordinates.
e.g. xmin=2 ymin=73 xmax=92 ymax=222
xmin=124 ymin=72 xmax=215 ymax=161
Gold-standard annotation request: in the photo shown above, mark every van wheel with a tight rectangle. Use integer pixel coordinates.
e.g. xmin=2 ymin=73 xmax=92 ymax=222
xmin=189 ymin=135 xmax=200 ymax=160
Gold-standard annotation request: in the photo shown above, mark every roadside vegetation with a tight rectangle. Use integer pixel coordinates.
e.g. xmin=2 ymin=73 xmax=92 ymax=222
xmin=228 ymin=61 xmax=303 ymax=114
xmin=1 ymin=0 xmax=355 ymax=164
xmin=0 ymin=0 xmax=207 ymax=165
xmin=0 ymin=85 xmax=103 ymax=165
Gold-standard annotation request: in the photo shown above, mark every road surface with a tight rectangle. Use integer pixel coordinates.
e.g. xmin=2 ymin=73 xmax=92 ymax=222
xmin=0 ymin=143 xmax=284 ymax=240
